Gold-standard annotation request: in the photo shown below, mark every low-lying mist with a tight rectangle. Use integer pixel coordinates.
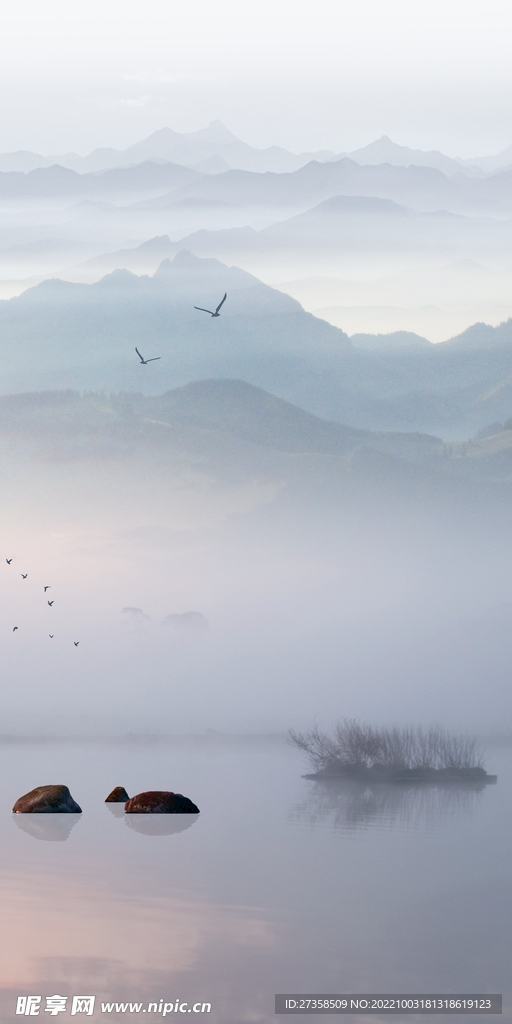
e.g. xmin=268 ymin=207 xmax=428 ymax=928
xmin=1 ymin=387 xmax=512 ymax=738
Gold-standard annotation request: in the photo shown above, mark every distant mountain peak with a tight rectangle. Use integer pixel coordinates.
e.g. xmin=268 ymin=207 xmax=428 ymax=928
xmin=143 ymin=126 xmax=178 ymax=139
xmin=123 ymin=125 xmax=182 ymax=149
xmin=153 ymin=249 xmax=259 ymax=287
xmin=192 ymin=120 xmax=241 ymax=144
xmin=207 ymin=119 xmax=233 ymax=133
xmin=138 ymin=120 xmax=239 ymax=147
xmin=313 ymin=195 xmax=407 ymax=216
xmin=97 ymin=268 xmax=138 ymax=285
xmin=170 ymin=248 xmax=204 ymax=266
xmin=348 ymin=136 xmax=465 ymax=176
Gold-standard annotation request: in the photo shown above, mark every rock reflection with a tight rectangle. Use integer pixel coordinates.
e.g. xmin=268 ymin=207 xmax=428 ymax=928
xmin=105 ymin=803 xmax=126 ymax=818
xmin=290 ymin=778 xmax=485 ymax=832
xmin=124 ymin=813 xmax=200 ymax=836
xmin=12 ymin=813 xmax=82 ymax=842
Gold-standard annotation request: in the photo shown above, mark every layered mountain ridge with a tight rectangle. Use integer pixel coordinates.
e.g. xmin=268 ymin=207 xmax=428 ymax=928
xmin=3 ymin=250 xmax=512 ymax=438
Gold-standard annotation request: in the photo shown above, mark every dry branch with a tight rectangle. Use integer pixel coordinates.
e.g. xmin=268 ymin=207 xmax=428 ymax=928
xmin=288 ymin=719 xmax=484 ymax=775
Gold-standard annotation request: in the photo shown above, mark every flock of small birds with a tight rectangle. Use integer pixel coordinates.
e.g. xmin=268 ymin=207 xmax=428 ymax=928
xmin=135 ymin=292 xmax=227 ymax=366
xmin=6 ymin=558 xmax=79 ymax=646
xmin=6 ymin=294 xmax=228 ymax=644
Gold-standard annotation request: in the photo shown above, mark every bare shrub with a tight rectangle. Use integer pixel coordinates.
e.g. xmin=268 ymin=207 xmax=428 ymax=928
xmin=288 ymin=720 xmax=484 ymax=774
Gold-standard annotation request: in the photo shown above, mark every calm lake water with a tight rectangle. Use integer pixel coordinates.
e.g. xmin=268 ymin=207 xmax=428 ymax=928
xmin=0 ymin=737 xmax=510 ymax=1023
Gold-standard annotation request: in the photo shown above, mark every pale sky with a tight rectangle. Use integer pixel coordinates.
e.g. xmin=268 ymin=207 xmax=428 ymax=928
xmin=1 ymin=0 xmax=511 ymax=156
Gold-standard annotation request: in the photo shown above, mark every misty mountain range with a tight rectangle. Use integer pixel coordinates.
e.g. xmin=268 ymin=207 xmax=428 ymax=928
xmin=3 ymin=126 xmax=512 ymax=438
xmin=0 ymin=160 xmax=201 ymax=201
xmin=5 ymin=152 xmax=512 ymax=218
xmin=127 ymin=160 xmax=512 ymax=218
xmin=2 ymin=123 xmax=512 ymax=349
xmin=4 ymin=127 xmax=512 ymax=743
xmin=0 ymin=381 xmax=437 ymax=461
xmin=0 ymin=122 xmax=337 ymax=176
xmin=2 ymin=121 xmax=512 ymax=179
xmin=3 ymin=250 xmax=512 ymax=438
xmin=0 ymin=250 xmax=345 ymax=393
xmin=74 ymin=198 xmax=512 ymax=288
xmin=1 ymin=382 xmax=511 ymax=527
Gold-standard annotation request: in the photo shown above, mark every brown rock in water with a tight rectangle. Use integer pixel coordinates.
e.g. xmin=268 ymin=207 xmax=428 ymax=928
xmin=125 ymin=791 xmax=200 ymax=814
xmin=12 ymin=785 xmax=82 ymax=813
xmin=105 ymin=786 xmax=129 ymax=803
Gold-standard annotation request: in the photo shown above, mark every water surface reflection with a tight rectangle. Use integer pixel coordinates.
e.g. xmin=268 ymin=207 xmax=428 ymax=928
xmin=12 ymin=813 xmax=82 ymax=842
xmin=124 ymin=813 xmax=200 ymax=836
xmin=291 ymin=778 xmax=486 ymax=832
xmin=0 ymin=740 xmax=509 ymax=1022
xmin=105 ymin=803 xmax=126 ymax=818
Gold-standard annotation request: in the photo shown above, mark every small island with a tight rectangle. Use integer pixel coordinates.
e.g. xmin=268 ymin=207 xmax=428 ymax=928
xmin=289 ymin=720 xmax=497 ymax=784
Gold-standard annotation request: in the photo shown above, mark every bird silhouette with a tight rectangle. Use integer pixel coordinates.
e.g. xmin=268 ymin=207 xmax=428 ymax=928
xmin=6 ymin=558 xmax=12 ymax=564
xmin=44 ymin=586 xmax=51 ymax=592
xmin=21 ymin=573 xmax=27 ymax=579
xmin=135 ymin=347 xmax=161 ymax=365
xmin=74 ymin=641 xmax=79 ymax=646
xmin=194 ymin=292 xmax=227 ymax=317
xmin=48 ymin=600 xmax=54 ymax=607
xmin=49 ymin=634 xmax=54 ymax=638
xmin=12 ymin=626 xmax=18 ymax=632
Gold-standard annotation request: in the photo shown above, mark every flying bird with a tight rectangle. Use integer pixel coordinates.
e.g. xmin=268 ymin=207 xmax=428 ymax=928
xmin=49 ymin=634 xmax=54 ymax=638
xmin=44 ymin=586 xmax=51 ymax=592
xmin=135 ymin=347 xmax=161 ymax=365
xmin=12 ymin=626 xmax=18 ymax=632
xmin=194 ymin=292 xmax=227 ymax=317
xmin=48 ymin=600 xmax=54 ymax=607
xmin=21 ymin=573 xmax=27 ymax=579
xmin=74 ymin=641 xmax=79 ymax=646
xmin=6 ymin=559 xmax=12 ymax=564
